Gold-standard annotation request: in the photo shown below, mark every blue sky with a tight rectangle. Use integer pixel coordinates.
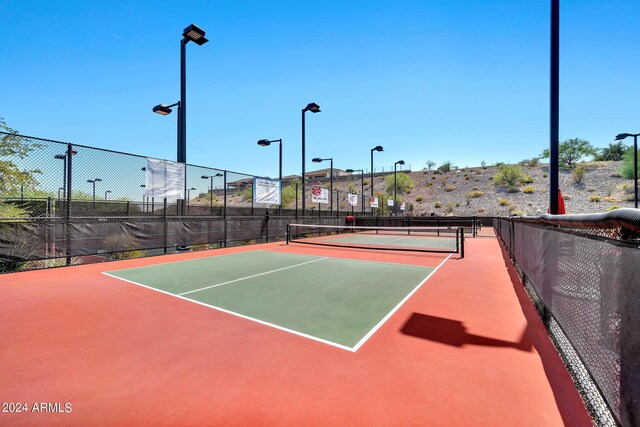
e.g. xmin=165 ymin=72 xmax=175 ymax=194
xmin=2 ymin=0 xmax=639 ymax=179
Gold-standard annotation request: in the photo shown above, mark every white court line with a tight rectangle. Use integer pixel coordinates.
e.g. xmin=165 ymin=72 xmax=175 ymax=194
xmin=351 ymin=253 xmax=453 ymax=352
xmin=178 ymin=257 xmax=328 ymax=296
xmin=100 ymin=271 xmax=355 ymax=352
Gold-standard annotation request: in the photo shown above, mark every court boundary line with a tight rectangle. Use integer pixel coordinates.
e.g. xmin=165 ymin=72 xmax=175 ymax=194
xmin=178 ymin=257 xmax=328 ymax=296
xmin=351 ymin=253 xmax=453 ymax=352
xmin=101 ymin=271 xmax=355 ymax=352
xmin=101 ymin=252 xmax=451 ymax=353
xmin=105 ymin=249 xmax=267 ymax=273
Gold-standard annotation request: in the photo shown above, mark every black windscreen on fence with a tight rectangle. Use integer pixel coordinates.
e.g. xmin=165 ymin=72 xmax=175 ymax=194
xmin=495 ymin=211 xmax=640 ymax=426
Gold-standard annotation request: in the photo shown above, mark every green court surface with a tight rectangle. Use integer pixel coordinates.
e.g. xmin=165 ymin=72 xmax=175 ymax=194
xmin=104 ymin=251 xmax=436 ymax=350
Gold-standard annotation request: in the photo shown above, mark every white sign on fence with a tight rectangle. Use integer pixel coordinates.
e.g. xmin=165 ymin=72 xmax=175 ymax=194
xmin=369 ymin=197 xmax=378 ymax=208
xmin=347 ymin=193 xmax=358 ymax=206
xmin=311 ymin=187 xmax=329 ymax=204
xmin=144 ymin=158 xmax=185 ymax=199
xmin=253 ymin=177 xmax=281 ymax=205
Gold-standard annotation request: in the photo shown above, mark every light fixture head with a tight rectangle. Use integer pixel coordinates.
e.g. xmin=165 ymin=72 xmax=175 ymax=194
xmin=105 ymin=190 xmax=112 ymax=193
xmin=616 ymin=133 xmax=631 ymax=140
xmin=54 ymin=154 xmax=66 ymax=160
xmin=190 ymin=187 xmax=196 ymax=190
xmin=372 ymin=146 xmax=384 ymax=152
xmin=152 ymin=104 xmax=173 ymax=115
xmin=87 ymin=180 xmax=93 ymax=183
xmin=257 ymin=139 xmax=271 ymax=147
xmin=201 ymin=175 xmax=209 ymax=179
xmin=183 ymin=24 xmax=209 ymax=45
xmin=312 ymin=158 xmax=323 ymax=163
xmin=94 ymin=178 xmax=102 ymax=182
xmin=396 ymin=160 xmax=405 ymax=165
xmin=304 ymin=102 xmax=321 ymax=113
xmin=345 ymin=169 xmax=354 ymax=173
xmin=214 ymin=173 xmax=223 ymax=177
xmin=140 ymin=184 xmax=146 ymax=188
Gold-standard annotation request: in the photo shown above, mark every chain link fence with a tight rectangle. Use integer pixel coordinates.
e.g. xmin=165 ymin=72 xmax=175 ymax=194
xmin=495 ymin=213 xmax=640 ymax=426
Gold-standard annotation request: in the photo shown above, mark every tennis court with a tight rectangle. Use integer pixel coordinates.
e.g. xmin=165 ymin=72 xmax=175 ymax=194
xmin=104 ymin=250 xmax=444 ymax=350
xmin=0 ymin=226 xmax=591 ymax=426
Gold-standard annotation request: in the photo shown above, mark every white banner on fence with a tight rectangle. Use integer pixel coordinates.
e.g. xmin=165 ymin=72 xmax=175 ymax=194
xmin=400 ymin=202 xmax=406 ymax=211
xmin=253 ymin=177 xmax=281 ymax=205
xmin=311 ymin=187 xmax=329 ymax=204
xmin=145 ymin=158 xmax=185 ymax=199
xmin=369 ymin=197 xmax=378 ymax=208
xmin=387 ymin=199 xmax=394 ymax=207
xmin=347 ymin=193 xmax=358 ymax=206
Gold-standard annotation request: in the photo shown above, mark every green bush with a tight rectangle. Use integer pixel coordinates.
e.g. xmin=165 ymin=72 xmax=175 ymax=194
xmin=281 ymin=178 xmax=300 ymax=206
xmin=444 ymin=185 xmax=456 ymax=192
xmin=242 ymin=186 xmax=253 ymax=202
xmin=498 ymin=199 xmax=509 ymax=206
xmin=466 ymin=191 xmax=483 ymax=198
xmin=434 ymin=202 xmax=441 ymax=208
xmin=621 ymin=147 xmax=640 ymax=179
xmin=572 ymin=164 xmax=586 ymax=184
xmin=493 ymin=164 xmax=527 ymax=189
xmin=522 ymin=186 xmax=535 ymax=194
xmin=521 ymin=175 xmax=534 ymax=184
xmin=607 ymin=205 xmax=621 ymax=211
xmin=416 ymin=196 xmax=424 ymax=203
xmin=385 ymin=172 xmax=414 ymax=195
xmin=588 ymin=195 xmax=601 ymax=202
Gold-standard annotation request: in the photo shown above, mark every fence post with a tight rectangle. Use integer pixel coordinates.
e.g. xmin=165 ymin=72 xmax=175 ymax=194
xmin=295 ymin=183 xmax=298 ymax=220
xmin=126 ymin=201 xmax=130 ymax=216
xmin=223 ymin=171 xmax=227 ymax=220
xmin=163 ymin=198 xmax=168 ymax=254
xmin=336 ymin=190 xmax=340 ymax=218
xmin=65 ymin=143 xmax=73 ymax=266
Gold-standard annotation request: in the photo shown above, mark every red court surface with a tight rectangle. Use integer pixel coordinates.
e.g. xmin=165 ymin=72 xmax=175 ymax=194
xmin=0 ymin=230 xmax=591 ymax=426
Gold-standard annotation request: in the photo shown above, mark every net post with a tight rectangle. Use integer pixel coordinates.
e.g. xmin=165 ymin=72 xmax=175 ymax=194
xmin=295 ymin=183 xmax=298 ymax=219
xmin=459 ymin=227 xmax=464 ymax=258
xmin=286 ymin=224 xmax=290 ymax=245
xmin=65 ymin=143 xmax=73 ymax=266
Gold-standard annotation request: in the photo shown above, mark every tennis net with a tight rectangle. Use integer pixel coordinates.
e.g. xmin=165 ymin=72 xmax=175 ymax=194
xmin=286 ymin=223 xmax=464 ymax=256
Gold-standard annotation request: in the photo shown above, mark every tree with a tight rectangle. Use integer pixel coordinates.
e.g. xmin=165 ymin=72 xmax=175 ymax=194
xmin=595 ymin=141 xmax=628 ymax=161
xmin=437 ymin=161 xmax=455 ymax=173
xmin=0 ymin=117 xmax=43 ymax=196
xmin=385 ymin=172 xmax=414 ymax=198
xmin=423 ymin=160 xmax=436 ymax=171
xmin=539 ymin=137 xmax=597 ymax=167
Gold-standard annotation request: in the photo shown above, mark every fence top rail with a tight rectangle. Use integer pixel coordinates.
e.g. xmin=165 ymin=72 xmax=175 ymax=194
xmin=514 ymin=208 xmax=640 ymax=233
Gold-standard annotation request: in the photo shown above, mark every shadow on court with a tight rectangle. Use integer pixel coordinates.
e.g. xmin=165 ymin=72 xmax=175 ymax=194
xmin=401 ymin=312 xmax=533 ymax=352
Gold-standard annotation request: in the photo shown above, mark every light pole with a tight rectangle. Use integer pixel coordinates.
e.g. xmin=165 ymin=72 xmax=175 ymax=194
xmin=54 ymin=150 xmax=76 ymax=199
xmin=58 ymin=188 xmax=64 ymax=199
xmin=186 ymin=187 xmax=197 ymax=204
xmin=616 ymin=133 xmax=640 ymax=208
xmin=140 ymin=184 xmax=146 ymax=212
xmin=257 ymin=138 xmax=283 ymax=211
xmin=302 ymin=102 xmax=321 ymax=215
xmin=153 ymin=24 xmax=208 ymax=213
xmin=346 ymin=168 xmax=365 ymax=215
xmin=394 ymin=160 xmax=405 ymax=216
xmin=201 ymin=173 xmax=222 ymax=212
xmin=86 ymin=179 xmax=102 ymax=206
xmin=104 ymin=190 xmax=111 ymax=201
xmin=370 ymin=146 xmax=384 ymax=198
xmin=312 ymin=157 xmax=333 ymax=214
